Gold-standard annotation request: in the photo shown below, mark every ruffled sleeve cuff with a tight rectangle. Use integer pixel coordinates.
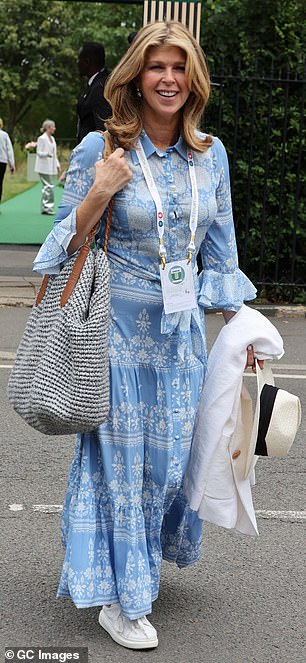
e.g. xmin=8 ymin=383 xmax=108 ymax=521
xmin=198 ymin=267 xmax=257 ymax=311
xmin=33 ymin=209 xmax=77 ymax=275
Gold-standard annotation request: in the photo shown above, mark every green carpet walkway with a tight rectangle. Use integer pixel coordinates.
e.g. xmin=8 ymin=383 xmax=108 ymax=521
xmin=0 ymin=183 xmax=63 ymax=245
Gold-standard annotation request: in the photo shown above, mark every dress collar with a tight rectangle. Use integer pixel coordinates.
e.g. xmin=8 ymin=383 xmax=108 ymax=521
xmin=130 ymin=129 xmax=188 ymax=164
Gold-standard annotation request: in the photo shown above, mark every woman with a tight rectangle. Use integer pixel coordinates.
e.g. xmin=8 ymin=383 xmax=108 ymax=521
xmin=0 ymin=118 xmax=15 ymax=210
xmin=34 ymin=22 xmax=258 ymax=650
xmin=34 ymin=119 xmax=60 ymax=215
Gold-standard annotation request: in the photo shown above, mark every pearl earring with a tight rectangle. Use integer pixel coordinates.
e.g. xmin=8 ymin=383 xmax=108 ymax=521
xmin=137 ymin=88 xmax=142 ymax=98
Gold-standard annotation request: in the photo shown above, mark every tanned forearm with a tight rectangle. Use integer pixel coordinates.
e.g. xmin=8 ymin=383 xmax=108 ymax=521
xmin=67 ymin=183 xmax=110 ymax=255
xmin=222 ymin=310 xmax=237 ymax=324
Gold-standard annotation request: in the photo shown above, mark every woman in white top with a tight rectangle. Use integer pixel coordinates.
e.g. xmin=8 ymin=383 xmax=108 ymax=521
xmin=34 ymin=119 xmax=61 ymax=215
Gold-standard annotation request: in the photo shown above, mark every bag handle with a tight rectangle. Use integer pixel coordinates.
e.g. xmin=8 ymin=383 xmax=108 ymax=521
xmin=255 ymin=358 xmax=275 ymax=391
xmin=36 ymin=131 xmax=115 ymax=307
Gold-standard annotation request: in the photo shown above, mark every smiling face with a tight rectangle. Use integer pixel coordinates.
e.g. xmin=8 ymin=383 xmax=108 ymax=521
xmin=138 ymin=45 xmax=190 ymax=126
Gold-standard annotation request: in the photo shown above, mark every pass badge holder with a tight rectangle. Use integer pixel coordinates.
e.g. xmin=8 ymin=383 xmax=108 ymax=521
xmin=160 ymin=259 xmax=196 ymax=314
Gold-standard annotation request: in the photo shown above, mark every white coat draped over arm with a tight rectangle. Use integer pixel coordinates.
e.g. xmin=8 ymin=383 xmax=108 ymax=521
xmin=184 ymin=305 xmax=284 ymax=536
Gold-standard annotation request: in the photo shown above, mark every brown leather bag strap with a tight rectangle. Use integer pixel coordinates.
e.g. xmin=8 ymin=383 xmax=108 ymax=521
xmin=36 ymin=275 xmax=49 ymax=306
xmin=100 ymin=131 xmax=114 ymax=254
xmin=35 ymin=131 xmax=114 ymax=307
xmin=60 ymin=226 xmax=96 ymax=306
xmin=104 ymin=197 xmax=113 ymax=254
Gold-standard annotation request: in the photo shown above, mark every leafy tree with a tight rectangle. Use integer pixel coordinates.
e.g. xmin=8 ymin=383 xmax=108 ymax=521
xmin=201 ymin=0 xmax=305 ymax=67
xmin=0 ymin=0 xmax=76 ymax=136
xmin=65 ymin=1 xmax=142 ymax=71
xmin=0 ymin=0 xmax=304 ymax=299
xmin=0 ymin=0 xmax=143 ymax=142
xmin=59 ymin=0 xmax=143 ymax=140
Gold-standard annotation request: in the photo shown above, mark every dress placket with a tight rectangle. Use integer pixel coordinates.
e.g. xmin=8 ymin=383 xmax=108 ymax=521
xmin=170 ymin=352 xmax=183 ymax=488
xmin=164 ymin=150 xmax=179 ymax=257
xmin=162 ymin=150 xmax=183 ymax=487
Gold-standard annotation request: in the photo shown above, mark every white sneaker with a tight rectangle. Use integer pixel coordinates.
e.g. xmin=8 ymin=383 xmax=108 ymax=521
xmin=99 ymin=604 xmax=158 ymax=650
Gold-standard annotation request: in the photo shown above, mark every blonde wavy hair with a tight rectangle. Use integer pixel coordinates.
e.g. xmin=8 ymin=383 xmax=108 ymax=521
xmin=104 ymin=21 xmax=212 ymax=152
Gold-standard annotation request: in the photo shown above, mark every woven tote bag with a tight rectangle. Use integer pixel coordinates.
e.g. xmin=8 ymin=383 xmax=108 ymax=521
xmin=7 ymin=133 xmax=114 ymax=435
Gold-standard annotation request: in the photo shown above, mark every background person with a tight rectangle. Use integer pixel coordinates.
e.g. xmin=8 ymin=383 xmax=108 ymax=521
xmin=0 ymin=118 xmax=15 ymax=211
xmin=76 ymin=41 xmax=112 ymax=144
xmin=34 ymin=21 xmax=258 ymax=651
xmin=34 ymin=119 xmax=61 ymax=215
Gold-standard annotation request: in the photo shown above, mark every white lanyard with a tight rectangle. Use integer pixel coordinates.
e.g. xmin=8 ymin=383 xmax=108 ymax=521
xmin=136 ymin=139 xmax=198 ymax=267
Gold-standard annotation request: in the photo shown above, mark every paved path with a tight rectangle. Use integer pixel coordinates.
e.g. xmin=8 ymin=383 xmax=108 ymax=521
xmin=0 ymin=308 xmax=305 ymax=662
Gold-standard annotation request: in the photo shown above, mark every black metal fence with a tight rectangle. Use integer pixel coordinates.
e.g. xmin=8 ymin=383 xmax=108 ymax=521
xmin=202 ymin=59 xmax=306 ymax=303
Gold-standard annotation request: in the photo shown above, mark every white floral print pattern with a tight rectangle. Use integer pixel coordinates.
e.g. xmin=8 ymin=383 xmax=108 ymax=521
xmin=35 ymin=130 xmax=256 ymax=618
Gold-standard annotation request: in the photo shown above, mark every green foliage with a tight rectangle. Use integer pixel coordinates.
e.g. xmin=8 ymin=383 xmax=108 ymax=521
xmin=12 ymin=142 xmax=25 ymax=168
xmin=65 ymin=1 xmax=143 ymax=70
xmin=0 ymin=0 xmax=304 ymax=301
xmin=0 ymin=0 xmax=76 ymax=137
xmin=201 ymin=0 xmax=305 ymax=67
xmin=0 ymin=0 xmax=143 ymax=142
xmin=200 ymin=0 xmax=305 ymax=302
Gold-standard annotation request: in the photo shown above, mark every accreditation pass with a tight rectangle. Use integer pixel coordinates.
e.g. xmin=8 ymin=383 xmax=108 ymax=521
xmin=160 ymin=259 xmax=197 ymax=314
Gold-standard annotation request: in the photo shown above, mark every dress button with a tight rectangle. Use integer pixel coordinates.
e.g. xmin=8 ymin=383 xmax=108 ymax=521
xmin=232 ymin=450 xmax=241 ymax=459
xmin=174 ymin=435 xmax=180 ymax=440
xmin=173 ymin=354 xmax=177 ymax=360
xmin=174 ymin=408 xmax=179 ymax=414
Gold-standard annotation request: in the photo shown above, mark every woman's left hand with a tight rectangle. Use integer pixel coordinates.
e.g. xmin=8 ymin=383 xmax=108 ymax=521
xmin=245 ymin=345 xmax=264 ymax=373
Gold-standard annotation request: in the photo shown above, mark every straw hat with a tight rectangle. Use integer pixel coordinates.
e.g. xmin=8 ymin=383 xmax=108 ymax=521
xmin=244 ymin=360 xmax=301 ymax=478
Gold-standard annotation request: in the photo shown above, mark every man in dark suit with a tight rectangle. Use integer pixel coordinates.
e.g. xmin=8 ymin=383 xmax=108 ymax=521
xmin=76 ymin=42 xmax=112 ymax=144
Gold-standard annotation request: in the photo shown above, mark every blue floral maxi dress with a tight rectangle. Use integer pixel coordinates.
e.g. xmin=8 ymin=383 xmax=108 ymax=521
xmin=34 ymin=130 xmax=256 ymax=619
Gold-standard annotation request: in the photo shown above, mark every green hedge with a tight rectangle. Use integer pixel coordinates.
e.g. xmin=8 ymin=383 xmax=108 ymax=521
xmin=200 ymin=0 xmax=305 ymax=302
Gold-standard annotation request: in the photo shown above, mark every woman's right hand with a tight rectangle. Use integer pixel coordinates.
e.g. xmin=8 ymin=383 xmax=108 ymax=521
xmin=92 ymin=148 xmax=133 ymax=199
